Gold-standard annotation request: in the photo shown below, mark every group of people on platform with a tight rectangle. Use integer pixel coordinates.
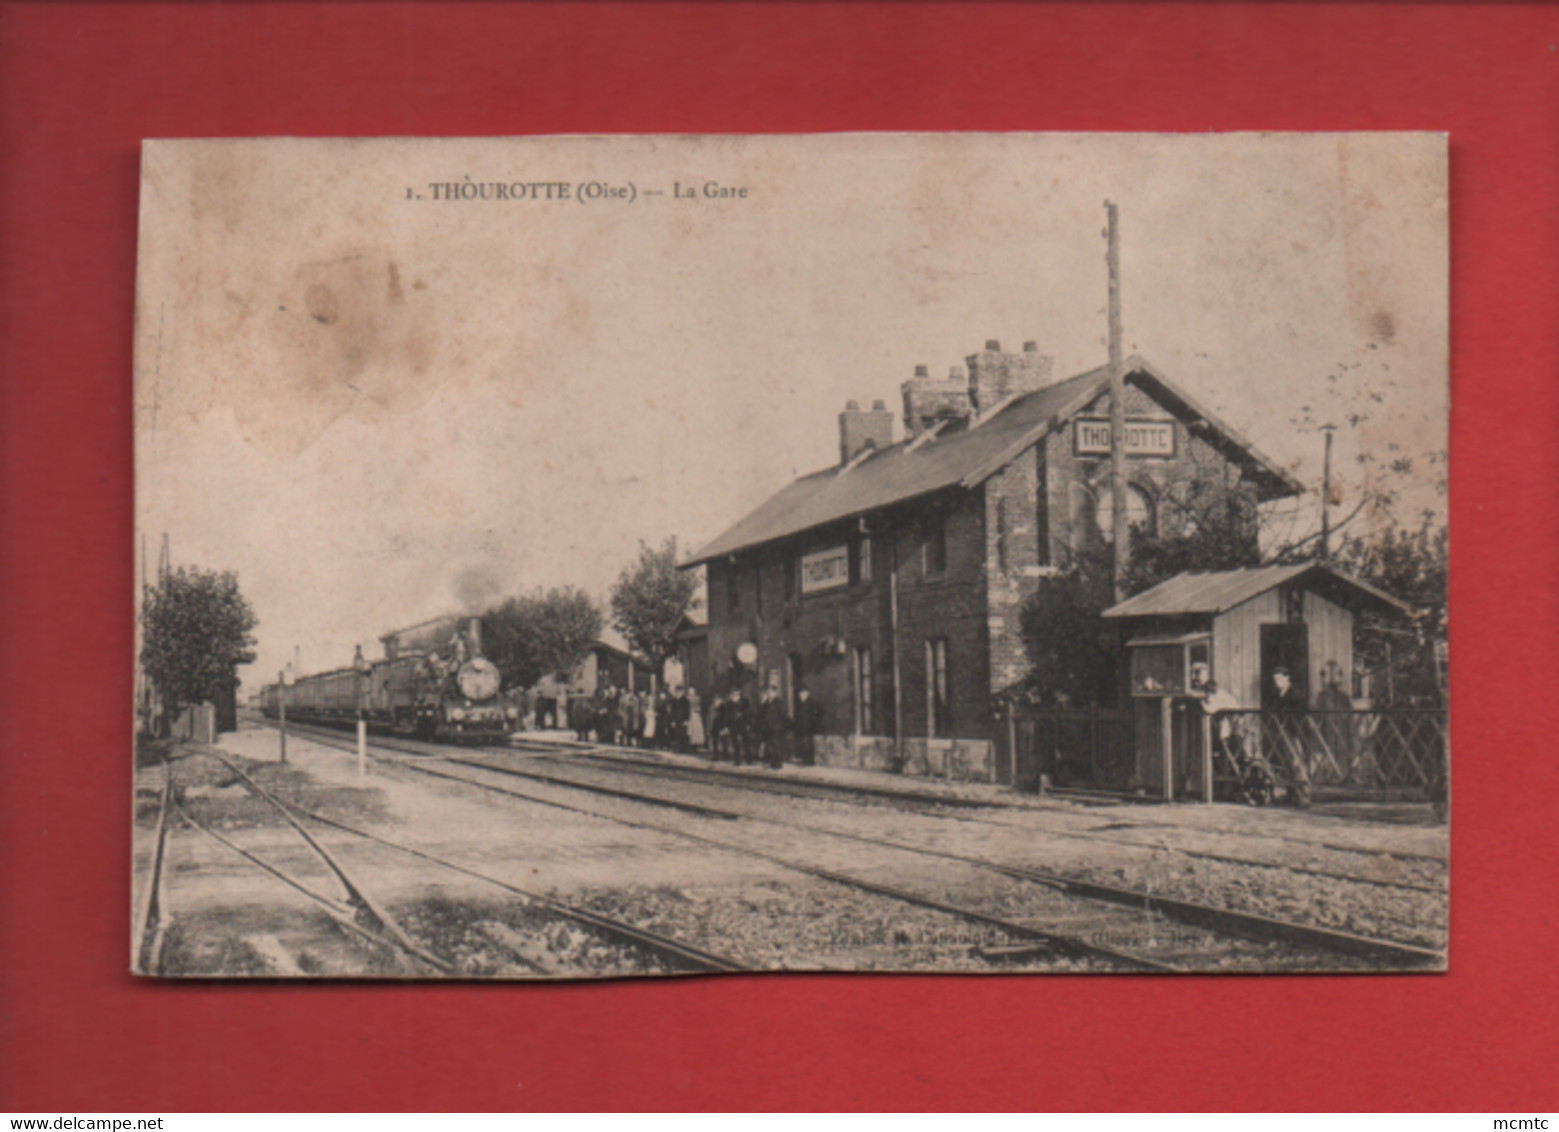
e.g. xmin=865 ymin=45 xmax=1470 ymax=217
xmin=707 ymin=686 xmax=819 ymax=769
xmin=568 ymin=684 xmax=702 ymax=752
xmin=564 ymin=682 xmax=822 ymax=769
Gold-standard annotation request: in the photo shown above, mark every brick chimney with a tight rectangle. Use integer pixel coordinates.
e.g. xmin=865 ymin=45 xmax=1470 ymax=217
xmin=966 ymin=339 xmax=1054 ymax=412
xmin=839 ymin=398 xmax=894 ymax=465
xmin=901 ymin=363 xmax=974 ymax=439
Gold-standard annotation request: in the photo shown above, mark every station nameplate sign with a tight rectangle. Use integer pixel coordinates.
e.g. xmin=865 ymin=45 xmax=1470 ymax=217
xmin=800 ymin=546 xmax=851 ymax=593
xmin=1074 ymin=418 xmax=1176 ymax=458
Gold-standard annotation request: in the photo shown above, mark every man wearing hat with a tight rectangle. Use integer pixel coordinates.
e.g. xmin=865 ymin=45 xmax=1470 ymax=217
xmin=1267 ymin=666 xmax=1312 ymax=808
xmin=792 ymin=686 xmax=819 ymax=767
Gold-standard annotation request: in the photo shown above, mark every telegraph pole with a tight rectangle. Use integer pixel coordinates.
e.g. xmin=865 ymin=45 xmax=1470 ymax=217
xmin=1320 ymin=424 xmax=1337 ymax=563
xmin=1106 ymin=201 xmax=1129 ymax=602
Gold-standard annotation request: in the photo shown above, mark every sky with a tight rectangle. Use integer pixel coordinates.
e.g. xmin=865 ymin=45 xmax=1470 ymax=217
xmin=133 ymin=133 xmax=1448 ymax=694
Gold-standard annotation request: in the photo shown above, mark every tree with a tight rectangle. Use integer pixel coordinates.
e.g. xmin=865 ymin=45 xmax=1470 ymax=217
xmin=483 ymin=587 xmax=603 ymax=690
xmin=1335 ymin=512 xmax=1447 ymax=706
xmin=1013 ymin=359 xmax=1446 ymax=710
xmin=1013 ymin=446 xmax=1446 ymax=709
xmin=1017 ymin=460 xmax=1262 ymax=708
xmin=1015 ymin=545 xmax=1120 ymax=708
xmin=610 ymin=537 xmax=698 ymax=678
xmin=1121 ymin=457 xmax=1263 ymax=596
xmin=1264 ymin=349 xmax=1448 ymax=565
xmin=1267 ymin=379 xmax=1447 ymax=706
xmin=140 ymin=566 xmax=258 ymax=733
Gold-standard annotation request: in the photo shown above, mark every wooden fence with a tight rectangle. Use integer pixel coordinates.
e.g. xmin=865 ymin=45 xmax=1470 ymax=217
xmin=996 ymin=705 xmax=1448 ymax=802
xmin=995 ymin=708 xmax=1134 ymax=793
xmin=1222 ymin=709 xmax=1449 ymax=801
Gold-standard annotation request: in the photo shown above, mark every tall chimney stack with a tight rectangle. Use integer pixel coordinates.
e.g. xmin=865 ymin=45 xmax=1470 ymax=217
xmin=838 ymin=399 xmax=894 ymax=465
xmin=901 ymin=363 xmax=973 ymax=438
xmin=967 ymin=338 xmax=1055 ymax=412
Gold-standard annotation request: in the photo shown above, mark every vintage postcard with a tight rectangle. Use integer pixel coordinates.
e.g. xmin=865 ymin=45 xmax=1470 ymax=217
xmin=133 ymin=133 xmax=1448 ymax=978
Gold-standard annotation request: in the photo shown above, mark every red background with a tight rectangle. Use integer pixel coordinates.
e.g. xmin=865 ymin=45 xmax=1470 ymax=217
xmin=1 ymin=1 xmax=1554 ymax=1112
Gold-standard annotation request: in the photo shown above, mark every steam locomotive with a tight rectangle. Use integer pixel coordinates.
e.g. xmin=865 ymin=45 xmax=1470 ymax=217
xmin=259 ymin=615 xmax=517 ymax=743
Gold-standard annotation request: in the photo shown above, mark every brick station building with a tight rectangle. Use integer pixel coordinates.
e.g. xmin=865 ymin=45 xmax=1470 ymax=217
xmin=682 ymin=340 xmax=1304 ymax=780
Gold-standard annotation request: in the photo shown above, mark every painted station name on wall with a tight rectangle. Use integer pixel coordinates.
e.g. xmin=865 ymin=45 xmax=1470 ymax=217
xmin=1074 ymin=418 xmax=1177 ymax=458
xmin=800 ymin=546 xmax=851 ymax=593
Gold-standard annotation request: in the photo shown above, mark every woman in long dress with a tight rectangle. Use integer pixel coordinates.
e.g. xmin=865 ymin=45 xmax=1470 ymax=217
xmin=640 ymin=689 xmax=657 ymax=745
xmin=686 ymin=687 xmax=705 ymax=749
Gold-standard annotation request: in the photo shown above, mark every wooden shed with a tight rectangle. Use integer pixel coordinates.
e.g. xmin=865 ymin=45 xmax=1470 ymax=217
xmin=1101 ymin=562 xmax=1411 ymax=799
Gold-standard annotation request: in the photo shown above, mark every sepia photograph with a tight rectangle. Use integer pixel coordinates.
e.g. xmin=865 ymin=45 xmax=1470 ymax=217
xmin=131 ymin=132 xmax=1448 ymax=979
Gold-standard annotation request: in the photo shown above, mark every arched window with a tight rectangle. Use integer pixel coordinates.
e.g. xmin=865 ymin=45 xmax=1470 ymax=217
xmin=1094 ymin=483 xmax=1156 ymax=542
xmin=1070 ymin=482 xmax=1099 ymax=538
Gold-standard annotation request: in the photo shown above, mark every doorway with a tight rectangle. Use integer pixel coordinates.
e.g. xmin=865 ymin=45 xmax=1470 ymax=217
xmin=1260 ymin=623 xmax=1310 ymax=707
xmin=786 ymin=652 xmax=804 ymax=718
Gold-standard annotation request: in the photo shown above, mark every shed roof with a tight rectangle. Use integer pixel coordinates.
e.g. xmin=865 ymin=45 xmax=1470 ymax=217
xmin=1101 ymin=562 xmax=1413 ymax=620
xmin=594 ymin=627 xmax=644 ymax=661
xmin=683 ymin=357 xmax=1304 ymax=567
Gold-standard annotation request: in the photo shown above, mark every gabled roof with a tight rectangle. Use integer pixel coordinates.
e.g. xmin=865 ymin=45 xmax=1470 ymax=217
xmin=594 ymin=627 xmax=643 ymax=660
xmin=683 ymin=357 xmax=1304 ymax=567
xmin=1101 ymin=562 xmax=1413 ymax=620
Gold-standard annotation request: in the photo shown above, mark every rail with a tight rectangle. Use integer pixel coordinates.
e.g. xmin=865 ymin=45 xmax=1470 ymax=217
xmin=191 ymin=743 xmax=747 ymax=976
xmin=131 ymin=761 xmax=174 ymax=975
xmin=261 ymin=718 xmax=1445 ymax=967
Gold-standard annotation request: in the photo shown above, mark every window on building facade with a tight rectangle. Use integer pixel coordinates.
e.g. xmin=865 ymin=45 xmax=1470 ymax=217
xmin=1070 ymin=482 xmax=1097 ymax=549
xmin=1094 ymin=483 xmax=1156 ymax=542
xmin=727 ymin=562 xmax=740 ymax=613
xmin=926 ymin=638 xmax=949 ymax=737
xmin=923 ymin=515 xmax=947 ymax=575
xmin=995 ymin=495 xmax=1009 ymax=573
xmin=857 ymin=536 xmax=872 ymax=584
xmin=853 ymin=645 xmax=873 ymax=734
xmin=784 ymin=554 xmax=797 ymax=600
xmin=1035 ymin=482 xmax=1051 ymax=566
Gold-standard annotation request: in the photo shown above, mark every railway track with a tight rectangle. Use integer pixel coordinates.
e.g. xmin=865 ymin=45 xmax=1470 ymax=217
xmin=523 ymin=741 xmax=1449 ymax=894
xmin=512 ymin=735 xmax=1009 ymax=811
xmin=131 ymin=761 xmax=175 ymax=975
xmin=268 ymin=717 xmax=1446 ymax=870
xmin=259 ymin=724 xmax=1187 ymax=969
xmin=155 ymin=746 xmax=747 ymax=977
xmin=264 ymin=720 xmax=1442 ymax=970
xmin=244 ymin=715 xmax=1449 ymax=868
xmin=454 ymin=748 xmax=1445 ymax=966
xmin=542 ymin=738 xmax=1450 ymax=868
xmin=397 ymin=756 xmax=1183 ymax=970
